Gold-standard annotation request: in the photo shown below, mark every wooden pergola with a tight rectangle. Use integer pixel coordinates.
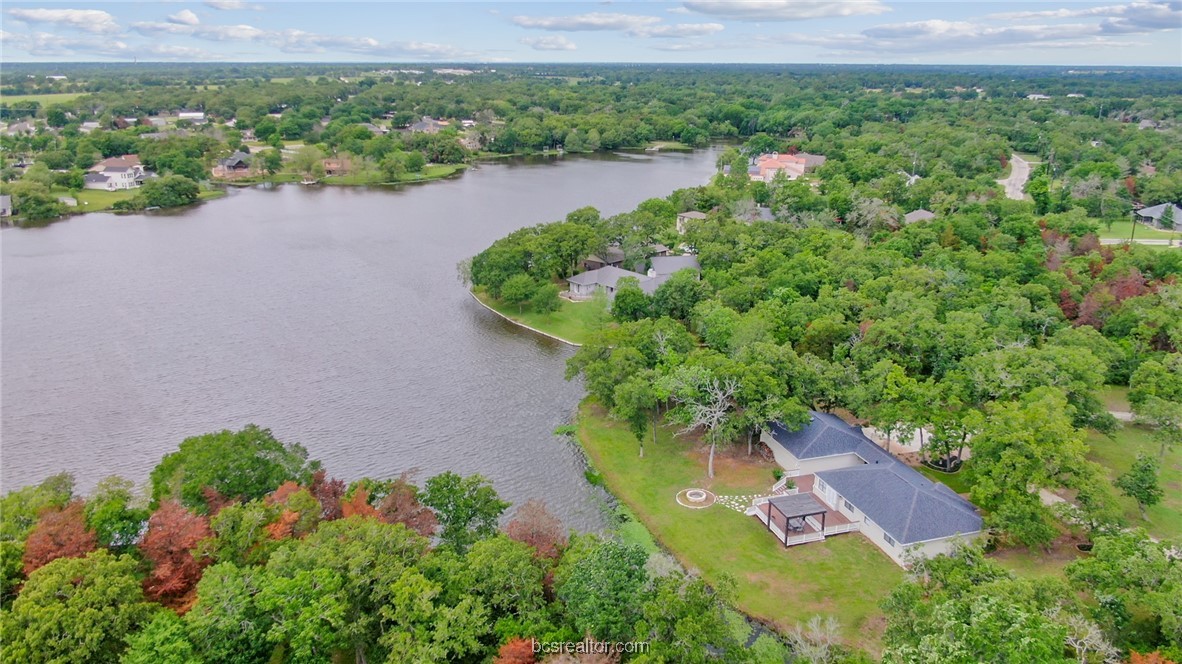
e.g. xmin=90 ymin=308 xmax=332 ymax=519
xmin=763 ymin=493 xmax=828 ymax=546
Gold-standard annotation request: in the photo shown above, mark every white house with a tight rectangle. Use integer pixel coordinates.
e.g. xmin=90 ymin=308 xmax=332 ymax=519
xmin=675 ymin=210 xmax=707 ymax=235
xmin=749 ymin=411 xmax=983 ymax=567
xmin=178 ymin=110 xmax=206 ymax=124
xmin=85 ymin=155 xmax=150 ymax=191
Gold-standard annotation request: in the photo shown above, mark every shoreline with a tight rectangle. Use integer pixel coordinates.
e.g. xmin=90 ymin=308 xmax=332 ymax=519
xmin=468 ymin=289 xmax=582 ymax=347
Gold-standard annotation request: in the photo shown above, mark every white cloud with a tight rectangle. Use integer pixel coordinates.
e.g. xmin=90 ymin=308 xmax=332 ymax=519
xmin=0 ymin=29 xmax=219 ymax=60
xmin=667 ymin=6 xmax=692 ymax=14
xmin=168 ymin=9 xmax=201 ymax=26
xmin=6 ymin=8 xmax=120 ymax=34
xmin=682 ymin=0 xmax=890 ymax=21
xmin=132 ymin=20 xmax=267 ymax=41
xmin=633 ymin=22 xmax=725 ymax=38
xmin=205 ymin=0 xmax=263 ymax=10
xmin=520 ymin=35 xmax=578 ymax=51
xmin=512 ymin=12 xmax=661 ymax=31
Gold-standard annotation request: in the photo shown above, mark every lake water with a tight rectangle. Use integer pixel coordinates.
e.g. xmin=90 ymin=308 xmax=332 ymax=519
xmin=1 ymin=147 xmax=720 ymax=531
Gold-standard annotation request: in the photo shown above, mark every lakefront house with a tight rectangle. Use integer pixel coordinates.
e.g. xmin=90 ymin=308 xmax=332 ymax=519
xmin=748 ymin=411 xmax=983 ymax=567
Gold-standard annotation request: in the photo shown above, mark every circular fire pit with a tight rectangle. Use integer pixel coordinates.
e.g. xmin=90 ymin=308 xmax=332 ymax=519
xmin=676 ymin=488 xmax=716 ymax=509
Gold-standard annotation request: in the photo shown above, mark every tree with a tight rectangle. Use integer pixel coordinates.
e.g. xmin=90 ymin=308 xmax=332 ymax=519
xmin=463 ymin=534 xmax=547 ymax=619
xmin=651 ymin=269 xmax=708 ymax=321
xmin=506 ymin=498 xmax=568 ymax=559
xmin=611 ymin=277 xmax=651 ymax=321
xmin=659 ymin=363 xmax=741 ymax=478
xmin=501 ymin=273 xmax=537 ymax=313
xmin=421 ymin=472 xmax=510 ymax=553
xmin=555 ymin=539 xmax=648 ymax=642
xmin=138 ymin=175 xmax=200 ymax=208
xmin=494 ymin=637 xmax=537 ymax=664
xmin=787 ymin=615 xmax=842 ymax=664
xmin=1 ymin=550 xmax=155 ymax=664
xmin=140 ymin=500 xmax=212 ymax=603
xmin=123 ymin=611 xmax=205 ymax=664
xmin=376 ymin=476 xmax=439 ymax=538
xmin=201 ymin=499 xmax=282 ymax=566
xmin=1115 ymin=454 xmax=1163 ymax=520
xmin=149 ymin=424 xmax=316 ymax=513
xmin=637 ymin=572 xmax=742 ymax=664
xmin=84 ymin=475 xmax=148 ymax=549
xmin=185 ymin=562 xmax=274 ymax=664
xmin=613 ymin=370 xmax=660 ymax=458
xmin=1 ymin=473 xmax=74 ymax=605
xmin=378 ymin=567 xmax=489 ymax=663
xmin=530 ymin=282 xmax=561 ymax=314
xmin=260 ymin=148 xmax=283 ymax=175
xmin=290 ymin=145 xmax=325 ymax=178
xmin=1159 ymin=204 xmax=1174 ymax=230
xmin=22 ymin=500 xmax=97 ymax=575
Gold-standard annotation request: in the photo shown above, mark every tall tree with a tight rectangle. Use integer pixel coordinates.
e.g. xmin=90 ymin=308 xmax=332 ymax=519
xmin=1115 ymin=454 xmax=1164 ymax=520
xmin=421 ymin=472 xmax=510 ymax=553
xmin=140 ymin=500 xmax=212 ymax=603
xmin=21 ymin=500 xmax=97 ymax=575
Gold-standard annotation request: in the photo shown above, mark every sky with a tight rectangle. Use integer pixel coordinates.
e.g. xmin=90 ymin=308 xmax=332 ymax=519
xmin=1 ymin=1 xmax=1180 ymax=66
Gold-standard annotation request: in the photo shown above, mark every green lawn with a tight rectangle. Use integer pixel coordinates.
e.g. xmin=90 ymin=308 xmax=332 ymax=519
xmin=917 ymin=464 xmax=974 ymax=495
xmin=576 ymin=401 xmax=903 ymax=649
xmin=49 ymin=187 xmax=136 ymax=212
xmin=323 ymin=164 xmax=466 ymax=186
xmin=1097 ymin=385 xmax=1132 ymax=412
xmin=1098 ymin=219 xmax=1181 ymax=241
xmin=475 ymin=290 xmax=607 ymax=346
xmin=1087 ymin=424 xmax=1182 ymax=541
xmin=1 ymin=92 xmax=87 ymax=105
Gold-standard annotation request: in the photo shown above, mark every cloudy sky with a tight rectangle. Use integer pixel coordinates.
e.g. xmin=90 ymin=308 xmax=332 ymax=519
xmin=1 ymin=1 xmax=1180 ymax=65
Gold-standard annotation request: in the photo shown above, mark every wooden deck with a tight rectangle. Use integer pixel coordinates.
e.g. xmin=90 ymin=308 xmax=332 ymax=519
xmin=752 ymin=476 xmax=857 ymax=547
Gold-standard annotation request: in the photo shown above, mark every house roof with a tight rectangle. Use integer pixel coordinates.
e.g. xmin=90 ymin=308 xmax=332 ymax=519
xmin=678 ymin=211 xmax=707 ymax=220
xmin=220 ymin=151 xmax=251 ymax=167
xmin=1136 ymin=202 xmax=1181 ymax=222
xmin=768 ymin=411 xmax=982 ymax=545
xmin=904 ymin=209 xmax=936 ymax=223
xmin=817 ymin=464 xmax=982 ymax=544
xmin=586 ymin=246 xmax=626 ymax=265
xmin=567 ymin=265 xmax=650 ymax=290
xmin=84 ymin=172 xmax=109 ymax=184
xmin=649 ymin=254 xmax=700 ymax=277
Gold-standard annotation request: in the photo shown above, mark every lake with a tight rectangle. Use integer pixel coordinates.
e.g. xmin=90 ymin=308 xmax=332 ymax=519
xmin=1 ymin=147 xmax=721 ymax=531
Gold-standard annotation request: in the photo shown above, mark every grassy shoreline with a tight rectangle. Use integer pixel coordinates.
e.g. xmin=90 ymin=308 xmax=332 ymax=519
xmin=472 ymin=289 xmax=605 ymax=346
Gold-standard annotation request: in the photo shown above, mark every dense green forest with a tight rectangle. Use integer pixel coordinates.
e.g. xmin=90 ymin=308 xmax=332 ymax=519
xmin=2 ymin=63 xmax=1180 ymax=224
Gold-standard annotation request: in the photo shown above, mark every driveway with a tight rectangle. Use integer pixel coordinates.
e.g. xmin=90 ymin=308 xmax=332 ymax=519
xmin=997 ymin=154 xmax=1037 ymax=201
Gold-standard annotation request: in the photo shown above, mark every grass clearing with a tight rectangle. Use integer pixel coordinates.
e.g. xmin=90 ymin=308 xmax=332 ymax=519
xmin=1097 ymin=385 xmax=1132 ymax=412
xmin=917 ymin=464 xmax=974 ymax=495
xmin=474 ymin=290 xmax=607 ymax=346
xmin=1086 ymin=424 xmax=1182 ymax=541
xmin=1098 ymin=219 xmax=1181 ymax=241
xmin=1 ymin=92 xmax=87 ymax=105
xmin=49 ymin=187 xmax=135 ymax=212
xmin=575 ymin=400 xmax=903 ymax=649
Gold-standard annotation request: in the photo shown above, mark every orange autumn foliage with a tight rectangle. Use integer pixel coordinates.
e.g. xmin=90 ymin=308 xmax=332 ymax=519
xmin=21 ymin=500 xmax=97 ymax=575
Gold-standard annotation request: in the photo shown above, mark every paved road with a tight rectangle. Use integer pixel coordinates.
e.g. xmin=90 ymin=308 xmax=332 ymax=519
xmin=997 ymin=154 xmax=1037 ymax=200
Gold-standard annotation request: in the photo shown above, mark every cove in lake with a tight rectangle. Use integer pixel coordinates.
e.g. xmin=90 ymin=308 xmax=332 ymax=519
xmin=1 ymin=147 xmax=722 ymax=531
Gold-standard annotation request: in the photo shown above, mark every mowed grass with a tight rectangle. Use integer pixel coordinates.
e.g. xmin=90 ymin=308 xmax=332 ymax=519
xmin=1097 ymin=385 xmax=1132 ymax=412
xmin=1087 ymin=424 xmax=1182 ymax=541
xmin=49 ymin=187 xmax=135 ymax=212
xmin=475 ymin=290 xmax=607 ymax=346
xmin=1098 ymin=219 xmax=1181 ymax=241
xmin=1 ymin=92 xmax=87 ymax=105
xmin=576 ymin=401 xmax=903 ymax=649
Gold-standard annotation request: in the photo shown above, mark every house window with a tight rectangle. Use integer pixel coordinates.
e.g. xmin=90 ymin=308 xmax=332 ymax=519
xmin=816 ymin=479 xmax=828 ymax=492
xmin=843 ymin=499 xmax=855 ymax=513
xmin=884 ymin=533 xmax=897 ymax=547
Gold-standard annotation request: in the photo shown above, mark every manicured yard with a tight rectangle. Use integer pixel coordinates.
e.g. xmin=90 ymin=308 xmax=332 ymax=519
xmin=1097 ymin=384 xmax=1132 ymax=412
xmin=322 ymin=164 xmax=466 ymax=186
xmin=917 ymin=464 xmax=974 ymax=495
xmin=1098 ymin=219 xmax=1180 ymax=241
xmin=575 ymin=401 xmax=903 ymax=649
xmin=475 ymin=290 xmax=607 ymax=345
xmin=50 ymin=187 xmax=136 ymax=212
xmin=1087 ymin=424 xmax=1182 ymax=541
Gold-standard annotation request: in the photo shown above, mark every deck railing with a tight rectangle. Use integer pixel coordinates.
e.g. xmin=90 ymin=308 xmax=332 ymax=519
xmin=823 ymin=522 xmax=859 ymax=536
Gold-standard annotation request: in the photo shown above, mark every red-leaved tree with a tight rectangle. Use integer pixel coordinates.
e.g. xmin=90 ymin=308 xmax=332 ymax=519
xmin=310 ymin=470 xmax=345 ymax=521
xmin=341 ymin=486 xmax=379 ymax=520
xmin=377 ymin=478 xmax=438 ymax=538
xmin=494 ymin=637 xmax=537 ymax=664
xmin=22 ymin=500 xmax=97 ymax=575
xmin=506 ymin=499 xmax=567 ymax=560
xmin=140 ymin=500 xmax=211 ymax=606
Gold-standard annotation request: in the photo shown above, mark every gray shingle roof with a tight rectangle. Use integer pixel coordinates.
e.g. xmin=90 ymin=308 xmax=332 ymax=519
xmin=904 ymin=209 xmax=936 ymax=223
xmin=1136 ymin=203 xmax=1181 ymax=223
xmin=817 ymin=464 xmax=982 ymax=544
xmin=566 ymin=265 xmax=650 ymax=289
xmin=769 ymin=411 xmax=982 ymax=544
xmin=649 ymin=254 xmax=700 ymax=277
xmin=678 ymin=211 xmax=707 ymax=220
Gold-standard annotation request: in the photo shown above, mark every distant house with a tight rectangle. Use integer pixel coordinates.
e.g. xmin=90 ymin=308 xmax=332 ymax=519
xmin=360 ymin=123 xmax=389 ymax=136
xmin=178 ymin=110 xmax=206 ymax=124
xmin=747 ymin=151 xmax=825 ymax=183
xmin=212 ymin=151 xmax=253 ymax=179
xmin=409 ymin=116 xmax=449 ymax=134
xmin=1134 ymin=202 xmax=1181 ymax=228
xmin=322 ymin=157 xmax=350 ymax=176
xmin=751 ymin=412 xmax=983 ymax=566
xmin=676 ymin=210 xmax=707 ymax=235
xmin=79 ymin=121 xmax=101 ymax=134
xmin=5 ymin=121 xmax=35 ymax=136
xmin=566 ymin=254 xmax=700 ymax=300
xmin=904 ymin=209 xmax=936 ymax=224
xmin=147 ymin=117 xmax=168 ymax=128
xmin=1026 ymin=93 xmax=1051 ymax=101
xmin=86 ymin=155 xmax=149 ymax=190
xmin=1067 ymin=93 xmax=1086 ymax=98
xmin=0 ymin=195 xmax=12 ymax=217
xmin=582 ymin=246 xmax=626 ymax=271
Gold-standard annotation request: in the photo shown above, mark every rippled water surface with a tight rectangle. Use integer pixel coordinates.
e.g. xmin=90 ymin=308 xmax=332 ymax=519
xmin=1 ymin=148 xmax=720 ymax=530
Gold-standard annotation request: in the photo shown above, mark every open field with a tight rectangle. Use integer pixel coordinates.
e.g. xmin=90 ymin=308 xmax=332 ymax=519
xmin=474 ymin=290 xmax=606 ymax=346
xmin=1 ymin=92 xmax=87 ymax=105
xmin=576 ymin=401 xmax=903 ymax=649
